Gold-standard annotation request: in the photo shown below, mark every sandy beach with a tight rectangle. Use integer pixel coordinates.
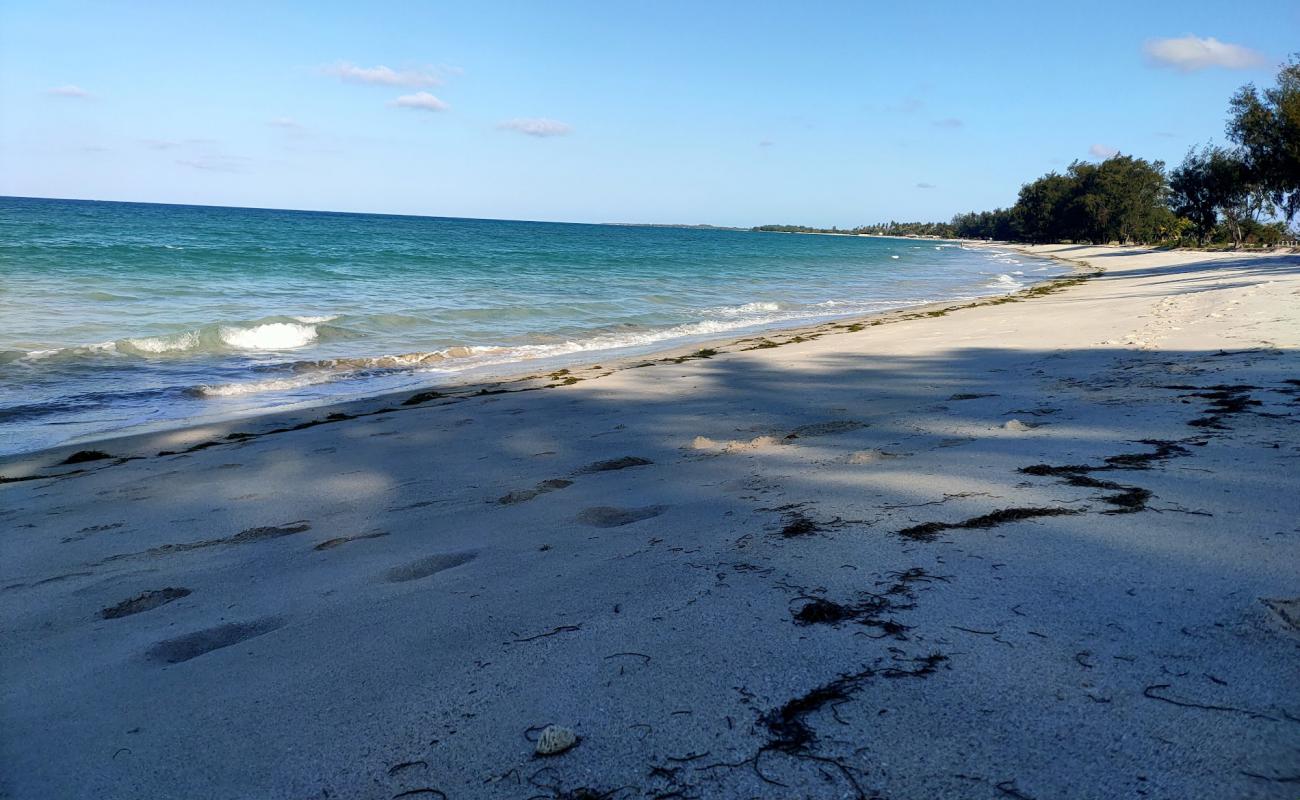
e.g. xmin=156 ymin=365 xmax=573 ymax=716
xmin=2 ymin=244 xmax=1298 ymax=799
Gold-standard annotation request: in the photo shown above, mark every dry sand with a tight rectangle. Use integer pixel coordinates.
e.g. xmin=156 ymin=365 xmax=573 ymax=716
xmin=2 ymin=244 xmax=1298 ymax=799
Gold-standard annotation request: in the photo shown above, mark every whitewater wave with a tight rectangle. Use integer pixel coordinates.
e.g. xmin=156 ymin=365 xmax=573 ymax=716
xmin=704 ymin=301 xmax=781 ymax=316
xmin=987 ymin=273 xmax=1024 ymax=289
xmin=190 ymin=374 xmax=338 ymax=397
xmin=10 ymin=318 xmax=352 ymax=362
xmin=219 ymin=322 xmax=319 ymax=350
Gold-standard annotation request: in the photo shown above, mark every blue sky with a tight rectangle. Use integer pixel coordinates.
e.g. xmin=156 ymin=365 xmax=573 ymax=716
xmin=1 ymin=1 xmax=1295 ymax=226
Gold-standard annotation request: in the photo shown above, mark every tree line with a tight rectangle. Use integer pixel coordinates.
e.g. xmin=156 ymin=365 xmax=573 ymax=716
xmin=755 ymin=56 xmax=1298 ymax=248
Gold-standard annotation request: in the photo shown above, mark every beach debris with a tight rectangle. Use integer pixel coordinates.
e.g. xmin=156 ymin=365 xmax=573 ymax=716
xmin=1001 ymin=418 xmax=1036 ymax=431
xmin=898 ymin=506 xmax=1079 ymax=542
xmin=100 ymin=587 xmax=191 ymax=619
xmin=1184 ymin=385 xmax=1260 ymax=429
xmin=534 ymin=725 xmax=578 ymax=756
xmin=1262 ymin=598 xmax=1299 ymax=633
xmin=401 ymin=390 xmax=445 ymax=406
xmin=762 ymin=653 xmax=947 ymax=752
xmin=779 ymin=510 xmax=822 ymax=537
xmin=1018 ymin=439 xmax=1192 ymax=514
xmin=512 ymin=624 xmax=581 ymax=643
xmin=59 ymin=449 xmax=112 ymax=465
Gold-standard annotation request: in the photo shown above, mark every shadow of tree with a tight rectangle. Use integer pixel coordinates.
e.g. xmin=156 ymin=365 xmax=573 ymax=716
xmin=2 ymin=337 xmax=1299 ymax=799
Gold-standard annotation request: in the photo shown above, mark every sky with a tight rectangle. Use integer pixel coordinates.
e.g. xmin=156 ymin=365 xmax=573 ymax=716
xmin=1 ymin=0 xmax=1296 ymax=227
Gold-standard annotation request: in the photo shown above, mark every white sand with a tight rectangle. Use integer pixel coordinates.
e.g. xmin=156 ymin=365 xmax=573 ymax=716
xmin=2 ymin=245 xmax=1298 ymax=799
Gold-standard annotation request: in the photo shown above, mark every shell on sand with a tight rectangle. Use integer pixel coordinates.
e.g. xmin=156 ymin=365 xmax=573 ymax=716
xmin=1002 ymin=418 xmax=1034 ymax=431
xmin=535 ymin=725 xmax=578 ymax=756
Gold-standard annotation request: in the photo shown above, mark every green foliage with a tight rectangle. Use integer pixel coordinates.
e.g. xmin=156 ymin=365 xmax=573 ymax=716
xmin=1228 ymin=53 xmax=1300 ymax=222
xmin=951 ymin=208 xmax=1014 ymax=240
xmin=754 ymin=57 xmax=1300 ymax=248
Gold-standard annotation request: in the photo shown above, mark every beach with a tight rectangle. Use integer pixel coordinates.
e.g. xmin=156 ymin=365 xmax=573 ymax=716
xmin=2 ymin=244 xmax=1298 ymax=798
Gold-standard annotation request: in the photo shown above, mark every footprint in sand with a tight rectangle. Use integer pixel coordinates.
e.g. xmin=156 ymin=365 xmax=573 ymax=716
xmin=498 ymin=478 xmax=573 ymax=505
xmin=574 ymin=456 xmax=653 ymax=474
xmin=844 ymin=449 xmax=906 ymax=464
xmin=145 ymin=616 xmax=285 ymax=664
xmin=314 ymin=531 xmax=390 ymax=551
xmin=383 ymin=551 xmax=477 ymax=582
xmin=101 ymin=587 xmax=191 ymax=619
xmin=576 ymin=506 xmax=666 ymax=527
xmin=785 ymin=420 xmax=868 ymax=439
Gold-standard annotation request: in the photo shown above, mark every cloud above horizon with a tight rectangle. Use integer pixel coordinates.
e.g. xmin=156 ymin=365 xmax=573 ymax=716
xmin=498 ymin=118 xmax=573 ymax=137
xmin=1143 ymin=36 xmax=1267 ymax=72
xmin=323 ymin=61 xmax=445 ymax=88
xmin=932 ymin=118 xmax=962 ymax=129
xmin=1089 ymin=143 xmax=1119 ymax=159
xmin=176 ymin=155 xmax=248 ymax=173
xmin=391 ymin=92 xmax=449 ymax=112
xmin=47 ymin=85 xmax=90 ymax=99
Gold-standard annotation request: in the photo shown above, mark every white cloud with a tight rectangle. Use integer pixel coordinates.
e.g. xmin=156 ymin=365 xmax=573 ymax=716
xmin=498 ymin=118 xmax=573 ymax=137
xmin=323 ymin=61 xmax=444 ymax=87
xmin=391 ymin=92 xmax=450 ymax=112
xmin=1143 ymin=36 xmax=1267 ymax=72
xmin=1089 ymin=144 xmax=1119 ymax=159
xmin=47 ymin=85 xmax=90 ymax=98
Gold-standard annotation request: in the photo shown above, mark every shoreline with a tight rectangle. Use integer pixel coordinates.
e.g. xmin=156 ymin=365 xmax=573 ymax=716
xmin=0 ymin=243 xmax=1084 ymax=473
xmin=4 ymin=243 xmax=1298 ymax=799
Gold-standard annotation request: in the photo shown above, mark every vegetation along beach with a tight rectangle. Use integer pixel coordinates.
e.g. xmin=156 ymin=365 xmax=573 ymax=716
xmin=1 ymin=4 xmax=1298 ymax=799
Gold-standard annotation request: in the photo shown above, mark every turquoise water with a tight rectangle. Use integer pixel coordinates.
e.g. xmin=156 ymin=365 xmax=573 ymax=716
xmin=0 ymin=197 xmax=1063 ymax=455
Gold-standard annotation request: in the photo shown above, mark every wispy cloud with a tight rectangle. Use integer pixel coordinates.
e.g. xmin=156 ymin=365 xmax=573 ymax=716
xmin=886 ymin=97 xmax=924 ymax=114
xmin=1089 ymin=144 xmax=1119 ymax=159
xmin=1143 ymin=36 xmax=1267 ymax=72
xmin=269 ymin=117 xmax=304 ymax=130
xmin=47 ymin=85 xmax=90 ymax=99
xmin=758 ymin=139 xmax=774 ymax=147
xmin=932 ymin=118 xmax=963 ymax=129
xmin=141 ymin=138 xmax=217 ymax=151
xmin=176 ymin=155 xmax=249 ymax=173
xmin=1155 ymin=131 xmax=1179 ymax=139
xmin=322 ymin=61 xmax=445 ymax=88
xmin=498 ymin=118 xmax=573 ymax=137
xmin=916 ymin=182 xmax=937 ymax=189
xmin=391 ymin=92 xmax=450 ymax=112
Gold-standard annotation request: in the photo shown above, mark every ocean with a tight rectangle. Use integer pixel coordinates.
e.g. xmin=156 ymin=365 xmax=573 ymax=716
xmin=0 ymin=197 xmax=1065 ymax=455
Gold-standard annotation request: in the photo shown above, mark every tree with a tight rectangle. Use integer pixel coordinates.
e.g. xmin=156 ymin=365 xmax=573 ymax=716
xmin=1228 ymin=54 xmax=1300 ymax=222
xmin=1169 ymin=147 xmax=1221 ymax=245
xmin=1014 ymin=172 xmax=1075 ymax=243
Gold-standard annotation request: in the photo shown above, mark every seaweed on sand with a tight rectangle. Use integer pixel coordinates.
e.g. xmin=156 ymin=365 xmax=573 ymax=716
xmin=898 ymin=506 xmax=1079 ymax=541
